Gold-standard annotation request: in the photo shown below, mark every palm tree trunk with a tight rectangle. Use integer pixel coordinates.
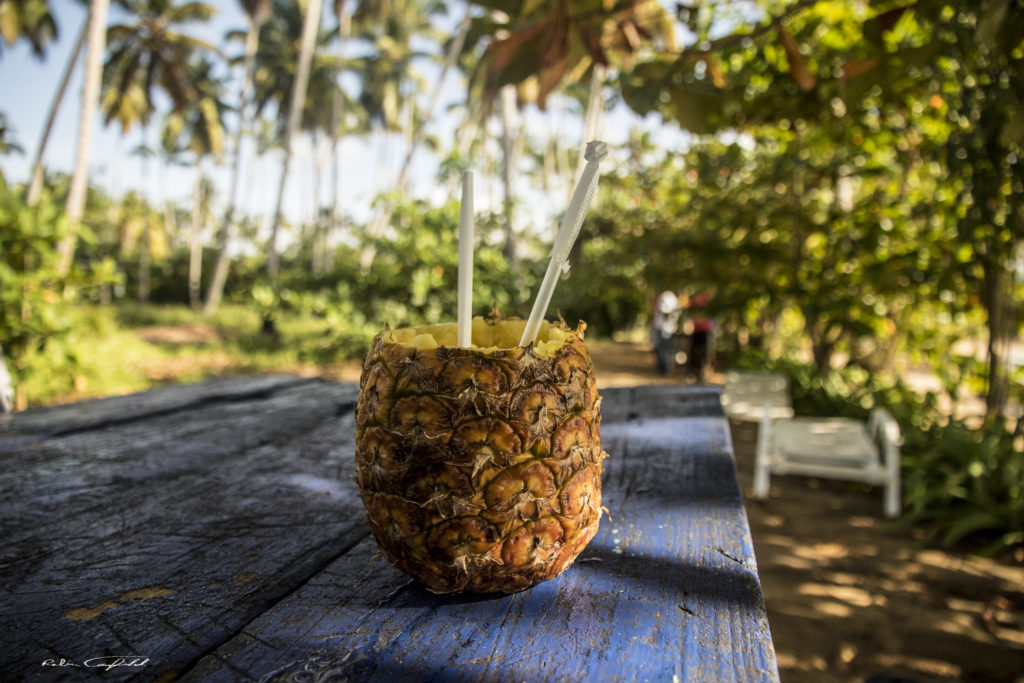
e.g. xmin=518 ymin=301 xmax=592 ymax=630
xmin=137 ymin=127 xmax=151 ymax=303
xmin=397 ymin=9 xmax=470 ymax=188
xmin=327 ymin=0 xmax=351 ymax=276
xmin=56 ymin=0 xmax=111 ymax=277
xmin=189 ymin=159 xmax=203 ymax=308
xmin=542 ymin=134 xmax=556 ymax=198
xmin=267 ymin=0 xmax=323 ymax=279
xmin=27 ymin=19 xmax=88 ymax=207
xmin=456 ymin=99 xmax=483 ymax=159
xmin=311 ymin=132 xmax=323 ymax=273
xmin=163 ymin=200 xmax=176 ymax=245
xmin=205 ymin=16 xmax=261 ymax=315
xmin=138 ymin=222 xmax=151 ymax=303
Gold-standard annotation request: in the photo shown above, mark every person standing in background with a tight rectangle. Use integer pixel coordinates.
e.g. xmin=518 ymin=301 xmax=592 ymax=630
xmin=682 ymin=291 xmax=715 ymax=382
xmin=651 ymin=291 xmax=680 ymax=376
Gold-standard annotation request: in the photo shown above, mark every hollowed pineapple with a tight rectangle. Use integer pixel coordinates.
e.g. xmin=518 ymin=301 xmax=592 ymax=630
xmin=355 ymin=317 xmax=607 ymax=593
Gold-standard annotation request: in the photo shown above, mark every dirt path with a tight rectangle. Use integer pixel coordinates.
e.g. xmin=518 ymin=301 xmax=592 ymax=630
xmin=731 ymin=420 xmax=1024 ymax=682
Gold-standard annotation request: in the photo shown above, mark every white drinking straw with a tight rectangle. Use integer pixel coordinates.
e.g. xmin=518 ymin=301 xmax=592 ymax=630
xmin=520 ymin=140 xmax=607 ymax=347
xmin=457 ymin=170 xmax=474 ymax=348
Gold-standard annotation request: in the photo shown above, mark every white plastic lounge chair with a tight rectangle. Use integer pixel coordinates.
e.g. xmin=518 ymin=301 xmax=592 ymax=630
xmin=753 ymin=408 xmax=902 ymax=518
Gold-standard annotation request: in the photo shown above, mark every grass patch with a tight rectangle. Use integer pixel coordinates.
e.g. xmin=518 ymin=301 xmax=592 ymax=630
xmin=20 ymin=303 xmax=374 ymax=407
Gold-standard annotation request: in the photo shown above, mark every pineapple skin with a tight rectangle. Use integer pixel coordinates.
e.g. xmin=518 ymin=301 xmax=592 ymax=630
xmin=354 ymin=320 xmax=608 ymax=594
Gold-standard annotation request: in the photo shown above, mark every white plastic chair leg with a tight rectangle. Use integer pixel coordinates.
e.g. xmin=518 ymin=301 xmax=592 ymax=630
xmin=753 ymin=410 xmax=772 ymax=499
xmin=884 ymin=444 xmax=901 ymax=518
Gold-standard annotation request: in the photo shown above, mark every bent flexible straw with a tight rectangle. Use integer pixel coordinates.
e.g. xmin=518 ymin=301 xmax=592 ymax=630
xmin=520 ymin=140 xmax=607 ymax=347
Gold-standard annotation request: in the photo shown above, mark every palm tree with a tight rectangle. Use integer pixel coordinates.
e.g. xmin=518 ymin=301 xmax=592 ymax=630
xmin=115 ymin=188 xmax=166 ymax=298
xmin=349 ymin=0 xmax=439 ymax=134
xmin=353 ymin=0 xmax=464 ymax=270
xmin=204 ymin=0 xmax=270 ymax=315
xmin=25 ymin=19 xmax=88 ymax=206
xmin=262 ymin=0 xmax=323 ymax=278
xmin=498 ymin=82 xmax=521 ymax=266
xmin=100 ymin=0 xmax=217 ymax=134
xmin=241 ymin=0 xmax=362 ymax=279
xmin=397 ymin=6 xmax=470 ymax=185
xmin=162 ymin=56 xmax=228 ymax=308
xmin=0 ymin=0 xmax=58 ymax=58
xmin=1 ymin=0 xmax=74 ymax=207
xmin=325 ymin=0 xmax=351 ymax=269
xmin=128 ymin=141 xmax=157 ymax=300
xmin=96 ymin=0 xmax=215 ymax=292
xmin=56 ymin=0 xmax=110 ymax=277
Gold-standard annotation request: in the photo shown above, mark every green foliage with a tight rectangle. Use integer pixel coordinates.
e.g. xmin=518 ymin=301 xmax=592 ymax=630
xmin=617 ymin=0 xmax=1024 ymax=411
xmin=161 ymin=56 xmax=230 ymax=162
xmin=345 ymin=198 xmax=535 ymax=326
xmin=0 ymin=184 xmax=118 ymax=405
xmin=903 ymin=415 xmax=1023 ymax=555
xmin=10 ymin=302 xmax=372 ymax=406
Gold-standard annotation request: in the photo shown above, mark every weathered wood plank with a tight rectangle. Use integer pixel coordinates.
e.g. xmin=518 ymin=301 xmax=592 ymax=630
xmin=183 ymin=387 xmax=778 ymax=682
xmin=597 ymin=386 xmax=633 ymax=424
xmin=627 ymin=384 xmax=723 ymax=420
xmin=2 ymin=383 xmax=775 ymax=682
xmin=0 ymin=374 xmax=316 ymax=439
xmin=0 ymin=381 xmax=368 ymax=681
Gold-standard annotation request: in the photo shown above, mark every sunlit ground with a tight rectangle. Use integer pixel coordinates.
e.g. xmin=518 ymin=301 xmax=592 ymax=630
xmin=730 ymin=421 xmax=1024 ymax=683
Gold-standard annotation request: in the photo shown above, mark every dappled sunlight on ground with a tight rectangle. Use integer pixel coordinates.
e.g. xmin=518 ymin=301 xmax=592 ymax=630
xmin=730 ymin=420 xmax=1024 ymax=683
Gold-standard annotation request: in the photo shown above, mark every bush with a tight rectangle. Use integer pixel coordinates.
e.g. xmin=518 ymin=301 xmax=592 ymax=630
xmin=902 ymin=417 xmax=1023 ymax=555
xmin=334 ymin=199 xmax=537 ymax=327
xmin=0 ymin=184 xmax=118 ymax=408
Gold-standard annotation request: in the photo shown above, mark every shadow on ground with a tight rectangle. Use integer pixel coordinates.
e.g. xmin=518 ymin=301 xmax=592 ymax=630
xmin=729 ymin=420 xmax=1024 ymax=683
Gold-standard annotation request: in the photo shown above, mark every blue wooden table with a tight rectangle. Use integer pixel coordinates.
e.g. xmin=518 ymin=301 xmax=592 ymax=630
xmin=0 ymin=378 xmax=778 ymax=681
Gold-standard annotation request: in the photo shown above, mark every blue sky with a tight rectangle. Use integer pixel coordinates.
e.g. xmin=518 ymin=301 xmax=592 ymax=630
xmin=0 ymin=0 xmax=688 ymax=250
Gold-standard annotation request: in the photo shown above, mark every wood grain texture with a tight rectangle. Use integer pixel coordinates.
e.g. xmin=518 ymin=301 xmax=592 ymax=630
xmin=0 ymin=378 xmax=366 ymax=681
xmin=627 ymin=384 xmax=724 ymax=420
xmin=0 ymin=375 xmax=316 ymax=439
xmin=0 ymin=380 xmax=776 ymax=682
xmin=185 ymin=388 xmax=778 ymax=682
xmin=595 ymin=385 xmax=723 ymax=423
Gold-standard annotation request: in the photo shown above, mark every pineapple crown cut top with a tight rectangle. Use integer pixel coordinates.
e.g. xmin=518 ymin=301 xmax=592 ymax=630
xmin=382 ymin=317 xmax=584 ymax=358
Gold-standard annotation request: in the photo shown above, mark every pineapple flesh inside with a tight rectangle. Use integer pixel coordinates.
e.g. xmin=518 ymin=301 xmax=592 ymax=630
xmin=355 ymin=317 xmax=607 ymax=593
